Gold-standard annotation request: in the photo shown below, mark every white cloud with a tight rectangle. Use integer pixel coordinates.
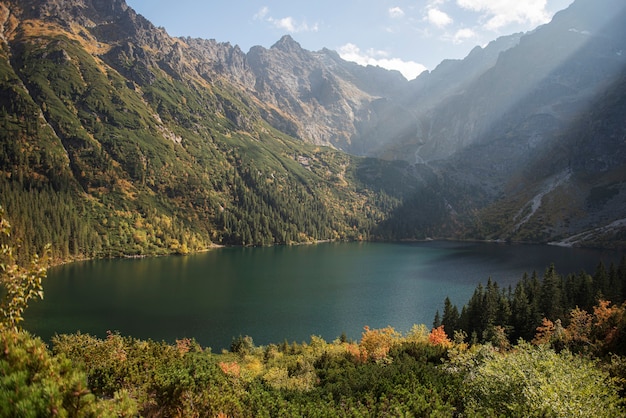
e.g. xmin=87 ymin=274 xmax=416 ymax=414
xmin=457 ymin=0 xmax=551 ymax=30
xmin=270 ymin=16 xmax=318 ymax=33
xmin=338 ymin=43 xmax=427 ymax=80
xmin=452 ymin=28 xmax=478 ymax=43
xmin=254 ymin=6 xmax=269 ymax=20
xmin=254 ymin=7 xmax=319 ymax=33
xmin=389 ymin=7 xmax=405 ymax=19
xmin=338 ymin=43 xmax=382 ymax=63
xmin=427 ymin=8 xmax=453 ymax=27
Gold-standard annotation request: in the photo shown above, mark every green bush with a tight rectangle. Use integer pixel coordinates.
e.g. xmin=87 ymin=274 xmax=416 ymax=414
xmin=460 ymin=342 xmax=625 ymax=417
xmin=0 ymin=329 xmax=137 ymax=417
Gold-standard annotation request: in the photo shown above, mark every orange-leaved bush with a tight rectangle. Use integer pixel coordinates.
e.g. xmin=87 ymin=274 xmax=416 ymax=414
xmin=429 ymin=325 xmax=452 ymax=347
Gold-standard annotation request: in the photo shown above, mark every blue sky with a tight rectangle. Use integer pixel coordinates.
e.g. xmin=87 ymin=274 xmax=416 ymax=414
xmin=125 ymin=0 xmax=575 ymax=80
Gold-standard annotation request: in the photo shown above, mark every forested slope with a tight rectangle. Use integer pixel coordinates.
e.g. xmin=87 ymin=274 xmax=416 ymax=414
xmin=0 ymin=0 xmax=426 ymax=262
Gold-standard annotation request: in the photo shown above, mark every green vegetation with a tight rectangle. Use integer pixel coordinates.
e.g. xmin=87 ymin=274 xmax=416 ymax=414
xmin=0 ymin=329 xmax=137 ymax=417
xmin=2 ymin=209 xmax=625 ymax=417
xmin=4 ymin=309 xmax=625 ymax=417
xmin=457 ymin=342 xmax=623 ymax=417
xmin=0 ymin=29 xmax=419 ymax=264
xmin=0 ymin=208 xmax=135 ymax=416
xmin=2 ymin=316 xmax=621 ymax=417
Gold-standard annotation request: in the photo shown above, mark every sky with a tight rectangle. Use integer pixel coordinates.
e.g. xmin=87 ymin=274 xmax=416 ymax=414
xmin=124 ymin=0 xmax=575 ymax=80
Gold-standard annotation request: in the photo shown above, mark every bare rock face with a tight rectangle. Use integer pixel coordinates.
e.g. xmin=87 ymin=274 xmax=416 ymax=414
xmin=182 ymin=37 xmax=255 ymax=88
xmin=6 ymin=0 xmax=409 ymax=152
xmin=19 ymin=0 xmax=147 ymax=41
xmin=245 ymin=35 xmax=406 ymax=151
xmin=403 ymin=0 xmax=626 ymax=164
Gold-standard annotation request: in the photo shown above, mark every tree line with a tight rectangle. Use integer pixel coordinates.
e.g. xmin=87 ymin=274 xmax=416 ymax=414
xmin=436 ymin=258 xmax=626 ymax=354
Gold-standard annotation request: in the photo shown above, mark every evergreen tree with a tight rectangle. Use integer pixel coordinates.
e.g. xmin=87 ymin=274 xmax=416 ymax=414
xmin=433 ymin=310 xmax=442 ymax=329
xmin=607 ymin=262 xmax=621 ymax=303
xmin=441 ymin=297 xmax=460 ymax=336
xmin=539 ymin=264 xmax=564 ymax=320
xmin=510 ymin=284 xmax=537 ymax=342
xmin=573 ymin=271 xmax=596 ymax=311
xmin=594 ymin=262 xmax=609 ymax=300
xmin=458 ymin=284 xmax=483 ymax=338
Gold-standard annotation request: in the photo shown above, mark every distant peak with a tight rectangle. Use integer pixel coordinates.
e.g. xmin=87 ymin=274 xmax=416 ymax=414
xmin=271 ymin=35 xmax=302 ymax=53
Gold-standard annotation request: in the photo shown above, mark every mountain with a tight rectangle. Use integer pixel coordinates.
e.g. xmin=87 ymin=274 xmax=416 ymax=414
xmin=0 ymin=0 xmax=624 ymax=261
xmin=181 ymin=33 xmax=410 ymax=154
xmin=412 ymin=0 xmax=626 ymax=246
xmin=399 ymin=0 xmax=626 ymax=163
xmin=356 ymin=0 xmax=626 ymax=248
xmin=0 ymin=0 xmax=422 ymax=261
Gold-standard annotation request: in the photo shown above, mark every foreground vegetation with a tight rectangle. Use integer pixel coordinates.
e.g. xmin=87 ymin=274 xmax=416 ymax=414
xmin=3 ymin=320 xmax=625 ymax=417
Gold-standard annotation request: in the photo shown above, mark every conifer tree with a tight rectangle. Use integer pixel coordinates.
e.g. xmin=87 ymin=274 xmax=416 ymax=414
xmin=433 ymin=310 xmax=442 ymax=329
xmin=441 ymin=296 xmax=459 ymax=336
xmin=540 ymin=264 xmax=564 ymax=320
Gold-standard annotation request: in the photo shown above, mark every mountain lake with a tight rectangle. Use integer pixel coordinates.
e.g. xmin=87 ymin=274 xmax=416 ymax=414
xmin=24 ymin=241 xmax=624 ymax=350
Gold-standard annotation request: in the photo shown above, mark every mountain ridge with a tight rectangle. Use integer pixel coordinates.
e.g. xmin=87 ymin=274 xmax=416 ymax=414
xmin=0 ymin=0 xmax=624 ymax=261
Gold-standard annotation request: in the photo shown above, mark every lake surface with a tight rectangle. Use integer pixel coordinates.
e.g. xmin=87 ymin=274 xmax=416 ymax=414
xmin=25 ymin=241 xmax=623 ymax=350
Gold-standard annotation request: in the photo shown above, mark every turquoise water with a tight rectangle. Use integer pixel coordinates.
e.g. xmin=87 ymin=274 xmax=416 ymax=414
xmin=24 ymin=241 xmax=623 ymax=350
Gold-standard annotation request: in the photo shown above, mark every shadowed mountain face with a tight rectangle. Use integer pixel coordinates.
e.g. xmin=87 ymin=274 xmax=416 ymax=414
xmin=401 ymin=0 xmax=626 ymax=163
xmin=0 ymin=0 xmax=624 ymax=257
xmin=411 ymin=0 xmax=626 ymax=246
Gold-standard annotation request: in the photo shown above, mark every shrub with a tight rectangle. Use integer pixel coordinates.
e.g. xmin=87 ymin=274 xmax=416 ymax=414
xmin=461 ymin=342 xmax=624 ymax=417
xmin=0 ymin=329 xmax=137 ymax=417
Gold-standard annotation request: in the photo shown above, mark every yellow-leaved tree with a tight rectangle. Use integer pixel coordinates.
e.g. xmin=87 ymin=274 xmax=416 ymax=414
xmin=0 ymin=207 xmax=49 ymax=331
xmin=0 ymin=207 xmax=138 ymax=416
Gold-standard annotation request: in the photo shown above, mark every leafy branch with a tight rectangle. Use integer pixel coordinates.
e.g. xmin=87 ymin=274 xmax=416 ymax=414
xmin=0 ymin=207 xmax=50 ymax=331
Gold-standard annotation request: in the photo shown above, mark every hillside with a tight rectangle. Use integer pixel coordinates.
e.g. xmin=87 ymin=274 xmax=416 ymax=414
xmin=0 ymin=0 xmax=625 ymax=261
xmin=0 ymin=0 xmax=425 ymax=261
xmin=374 ymin=0 xmax=626 ymax=246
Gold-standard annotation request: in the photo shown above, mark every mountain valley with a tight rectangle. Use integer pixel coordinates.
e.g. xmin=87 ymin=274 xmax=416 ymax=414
xmin=0 ymin=0 xmax=625 ymax=262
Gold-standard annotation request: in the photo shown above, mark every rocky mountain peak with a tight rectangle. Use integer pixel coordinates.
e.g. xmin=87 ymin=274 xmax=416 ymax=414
xmin=271 ymin=34 xmax=303 ymax=54
xmin=7 ymin=0 xmax=168 ymax=49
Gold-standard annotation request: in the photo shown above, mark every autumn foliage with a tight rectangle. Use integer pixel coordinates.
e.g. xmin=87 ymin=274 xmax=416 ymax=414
xmin=429 ymin=325 xmax=452 ymax=347
xmin=218 ymin=361 xmax=242 ymax=378
xmin=532 ymin=299 xmax=626 ymax=355
xmin=532 ymin=318 xmax=557 ymax=345
xmin=357 ymin=325 xmax=401 ymax=362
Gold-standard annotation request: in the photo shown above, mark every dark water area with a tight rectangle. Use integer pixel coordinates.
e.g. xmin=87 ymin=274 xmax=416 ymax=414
xmin=25 ymin=241 xmax=624 ymax=350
